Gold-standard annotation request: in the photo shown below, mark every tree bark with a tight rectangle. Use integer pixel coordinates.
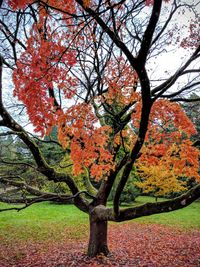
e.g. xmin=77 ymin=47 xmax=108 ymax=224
xmin=87 ymin=215 xmax=109 ymax=257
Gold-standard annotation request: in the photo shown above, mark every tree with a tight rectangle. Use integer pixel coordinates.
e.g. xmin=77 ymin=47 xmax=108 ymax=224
xmin=182 ymin=93 xmax=200 ymax=137
xmin=0 ymin=0 xmax=200 ymax=257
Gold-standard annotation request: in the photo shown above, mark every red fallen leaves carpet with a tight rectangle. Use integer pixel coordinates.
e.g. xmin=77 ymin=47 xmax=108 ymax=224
xmin=0 ymin=223 xmax=200 ymax=267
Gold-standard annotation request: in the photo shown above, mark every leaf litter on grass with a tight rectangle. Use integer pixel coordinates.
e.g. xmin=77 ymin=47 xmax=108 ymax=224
xmin=0 ymin=223 xmax=199 ymax=267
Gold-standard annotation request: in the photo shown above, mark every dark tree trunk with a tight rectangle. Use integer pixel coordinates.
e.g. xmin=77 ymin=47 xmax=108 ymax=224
xmin=87 ymin=215 xmax=109 ymax=257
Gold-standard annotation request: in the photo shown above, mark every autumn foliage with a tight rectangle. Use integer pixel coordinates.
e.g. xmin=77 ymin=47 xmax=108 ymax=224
xmin=10 ymin=0 xmax=199 ymax=186
xmin=1 ymin=0 xmax=200 ymax=258
xmin=135 ymin=100 xmax=200 ymax=196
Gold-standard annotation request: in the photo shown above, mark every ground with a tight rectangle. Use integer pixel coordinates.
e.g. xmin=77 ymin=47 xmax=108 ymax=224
xmin=0 ymin=197 xmax=200 ymax=266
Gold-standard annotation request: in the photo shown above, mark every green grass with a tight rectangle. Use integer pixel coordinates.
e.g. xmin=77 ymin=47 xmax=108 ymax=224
xmin=0 ymin=197 xmax=200 ymax=244
xmin=0 ymin=202 xmax=89 ymax=243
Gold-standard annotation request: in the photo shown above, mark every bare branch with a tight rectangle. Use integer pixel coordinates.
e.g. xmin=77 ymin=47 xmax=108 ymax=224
xmin=0 ymin=159 xmax=36 ymax=169
xmin=0 ymin=131 xmax=18 ymax=136
xmin=170 ymin=97 xmax=200 ymax=103
xmin=152 ymin=45 xmax=200 ymax=98
xmin=162 ymin=81 xmax=200 ymax=99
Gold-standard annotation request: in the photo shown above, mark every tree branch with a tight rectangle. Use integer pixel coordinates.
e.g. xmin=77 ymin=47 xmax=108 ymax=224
xmin=192 ymin=140 xmax=200 ymax=148
xmin=0 ymin=195 xmax=71 ymax=213
xmin=116 ymin=184 xmax=200 ymax=222
xmin=91 ymin=184 xmax=200 ymax=222
xmin=162 ymin=81 xmax=200 ymax=99
xmin=0 ymin=131 xmax=18 ymax=136
xmin=0 ymin=120 xmax=5 ymax=126
xmin=170 ymin=97 xmax=200 ymax=103
xmin=152 ymin=45 xmax=200 ymax=98
xmin=0 ymin=159 xmax=36 ymax=169
xmin=0 ymin=188 xmax=96 ymax=212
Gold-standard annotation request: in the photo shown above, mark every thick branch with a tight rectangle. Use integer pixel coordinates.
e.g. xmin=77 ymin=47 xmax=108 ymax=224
xmin=116 ymin=184 xmax=200 ymax=222
xmin=0 ymin=120 xmax=5 ymax=126
xmin=91 ymin=184 xmax=200 ymax=222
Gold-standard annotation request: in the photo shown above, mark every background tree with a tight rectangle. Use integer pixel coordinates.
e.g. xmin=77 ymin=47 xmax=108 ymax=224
xmin=182 ymin=93 xmax=200 ymax=139
xmin=0 ymin=0 xmax=200 ymax=257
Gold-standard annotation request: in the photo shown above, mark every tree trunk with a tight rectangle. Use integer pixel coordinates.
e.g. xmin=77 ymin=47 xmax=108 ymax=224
xmin=87 ymin=215 xmax=109 ymax=257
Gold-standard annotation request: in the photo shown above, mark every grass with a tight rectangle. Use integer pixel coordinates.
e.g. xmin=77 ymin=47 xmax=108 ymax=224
xmin=0 ymin=197 xmax=200 ymax=244
xmin=0 ymin=202 xmax=89 ymax=243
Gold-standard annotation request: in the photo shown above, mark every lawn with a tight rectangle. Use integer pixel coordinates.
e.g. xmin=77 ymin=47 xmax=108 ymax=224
xmin=0 ymin=198 xmax=200 ymax=266
xmin=0 ymin=202 xmax=88 ymax=242
xmin=0 ymin=197 xmax=200 ymax=242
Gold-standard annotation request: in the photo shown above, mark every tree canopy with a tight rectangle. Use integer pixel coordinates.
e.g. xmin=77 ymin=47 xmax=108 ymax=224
xmin=0 ymin=0 xmax=200 ymax=257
